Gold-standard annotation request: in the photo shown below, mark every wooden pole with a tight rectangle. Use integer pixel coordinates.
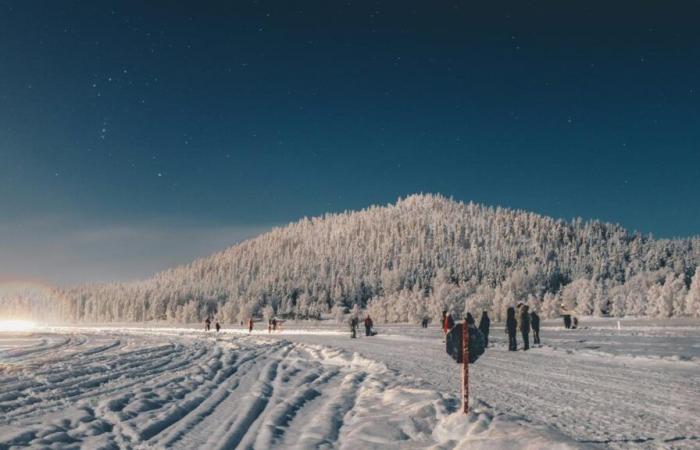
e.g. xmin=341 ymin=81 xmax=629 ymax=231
xmin=462 ymin=318 xmax=469 ymax=415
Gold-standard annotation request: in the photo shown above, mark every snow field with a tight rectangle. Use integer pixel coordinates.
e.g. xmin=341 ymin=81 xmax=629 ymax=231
xmin=0 ymin=329 xmax=585 ymax=449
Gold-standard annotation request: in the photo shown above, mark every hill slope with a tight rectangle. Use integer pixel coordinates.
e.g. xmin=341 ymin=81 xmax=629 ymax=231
xmin=4 ymin=194 xmax=700 ymax=322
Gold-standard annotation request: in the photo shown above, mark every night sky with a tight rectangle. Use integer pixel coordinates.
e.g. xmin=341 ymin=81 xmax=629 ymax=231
xmin=1 ymin=1 xmax=699 ymax=284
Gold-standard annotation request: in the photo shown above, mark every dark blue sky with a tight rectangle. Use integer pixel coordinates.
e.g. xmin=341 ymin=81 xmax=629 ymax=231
xmin=1 ymin=1 xmax=699 ymax=284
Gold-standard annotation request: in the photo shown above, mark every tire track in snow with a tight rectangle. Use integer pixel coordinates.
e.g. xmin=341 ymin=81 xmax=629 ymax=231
xmin=0 ymin=330 xmax=591 ymax=450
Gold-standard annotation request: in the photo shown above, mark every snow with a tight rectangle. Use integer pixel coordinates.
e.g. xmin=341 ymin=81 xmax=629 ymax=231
xmin=1 ymin=319 xmax=698 ymax=449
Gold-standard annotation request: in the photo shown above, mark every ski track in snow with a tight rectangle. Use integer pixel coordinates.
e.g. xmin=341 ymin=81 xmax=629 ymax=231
xmin=283 ymin=323 xmax=700 ymax=450
xmin=0 ymin=329 xmax=585 ymax=450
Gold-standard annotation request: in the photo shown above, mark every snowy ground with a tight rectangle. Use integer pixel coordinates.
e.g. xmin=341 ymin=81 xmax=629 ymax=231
xmin=0 ymin=319 xmax=698 ymax=449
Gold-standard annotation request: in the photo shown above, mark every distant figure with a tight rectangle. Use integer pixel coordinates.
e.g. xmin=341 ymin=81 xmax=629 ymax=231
xmin=215 ymin=320 xmax=221 ymax=333
xmin=572 ymin=316 xmax=579 ymax=329
xmin=506 ymin=307 xmax=517 ymax=351
xmin=248 ymin=318 xmax=254 ymax=333
xmin=364 ymin=315 xmax=373 ymax=336
xmin=442 ymin=311 xmax=455 ymax=334
xmin=563 ymin=314 xmax=572 ymax=329
xmin=205 ymin=317 xmax=211 ymax=332
xmin=465 ymin=312 xmax=475 ymax=324
xmin=519 ymin=305 xmax=531 ymax=351
xmin=349 ymin=317 xmax=357 ymax=338
xmin=421 ymin=317 xmax=429 ymax=328
xmin=272 ymin=318 xmax=277 ymax=331
xmin=478 ymin=311 xmax=491 ymax=347
xmin=530 ymin=311 xmax=540 ymax=345
xmin=268 ymin=318 xmax=273 ymax=333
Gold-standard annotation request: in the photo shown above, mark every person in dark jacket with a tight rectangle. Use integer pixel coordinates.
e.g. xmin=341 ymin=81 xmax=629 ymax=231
xmin=349 ymin=317 xmax=358 ymax=338
xmin=563 ymin=314 xmax=572 ymax=329
xmin=530 ymin=311 xmax=540 ymax=345
xmin=506 ymin=307 xmax=517 ymax=351
xmin=478 ymin=311 xmax=490 ymax=348
xmin=519 ymin=305 xmax=531 ymax=350
xmin=215 ymin=320 xmax=221 ymax=332
xmin=204 ymin=317 xmax=211 ymax=332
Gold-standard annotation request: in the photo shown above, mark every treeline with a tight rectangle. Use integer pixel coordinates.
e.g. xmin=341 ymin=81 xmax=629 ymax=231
xmin=2 ymin=194 xmax=700 ymax=323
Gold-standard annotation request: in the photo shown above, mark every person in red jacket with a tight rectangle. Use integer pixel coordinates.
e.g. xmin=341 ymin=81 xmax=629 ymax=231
xmin=442 ymin=310 xmax=455 ymax=333
xmin=364 ymin=315 xmax=373 ymax=336
xmin=248 ymin=317 xmax=254 ymax=333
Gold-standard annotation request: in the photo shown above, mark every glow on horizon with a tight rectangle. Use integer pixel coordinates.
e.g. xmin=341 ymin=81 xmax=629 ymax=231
xmin=0 ymin=319 xmax=37 ymax=332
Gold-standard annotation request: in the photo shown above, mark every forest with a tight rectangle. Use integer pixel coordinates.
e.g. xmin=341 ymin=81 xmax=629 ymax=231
xmin=3 ymin=194 xmax=700 ymax=323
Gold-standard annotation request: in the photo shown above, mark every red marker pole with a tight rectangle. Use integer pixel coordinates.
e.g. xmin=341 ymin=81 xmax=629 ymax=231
xmin=462 ymin=318 xmax=469 ymax=415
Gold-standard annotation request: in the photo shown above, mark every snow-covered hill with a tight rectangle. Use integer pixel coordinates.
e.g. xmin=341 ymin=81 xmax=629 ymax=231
xmin=3 ymin=194 xmax=700 ymax=323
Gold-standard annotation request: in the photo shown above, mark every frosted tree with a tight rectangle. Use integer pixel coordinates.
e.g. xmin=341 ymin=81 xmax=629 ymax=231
xmin=608 ymin=284 xmax=626 ymax=317
xmin=686 ymin=268 xmax=700 ymax=317
xmin=593 ymin=282 xmax=609 ymax=316
xmin=351 ymin=303 xmax=361 ymax=320
xmin=540 ymin=292 xmax=560 ymax=319
xmin=648 ymin=273 xmax=686 ymax=318
xmin=467 ymin=285 xmax=495 ymax=316
xmin=645 ymin=283 xmax=664 ymax=317
xmin=670 ymin=274 xmax=688 ymax=316
xmin=561 ymin=279 xmax=591 ymax=315
xmin=526 ymin=294 xmax=541 ymax=312
xmin=332 ymin=304 xmax=345 ymax=324
xmin=262 ymin=305 xmax=275 ymax=321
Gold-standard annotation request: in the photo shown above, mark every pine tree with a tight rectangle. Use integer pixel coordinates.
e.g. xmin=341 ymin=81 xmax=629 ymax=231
xmin=686 ymin=268 xmax=700 ymax=318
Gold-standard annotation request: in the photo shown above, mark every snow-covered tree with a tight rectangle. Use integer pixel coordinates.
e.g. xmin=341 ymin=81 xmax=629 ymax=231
xmin=540 ymin=291 xmax=560 ymax=319
xmin=685 ymin=268 xmax=700 ymax=317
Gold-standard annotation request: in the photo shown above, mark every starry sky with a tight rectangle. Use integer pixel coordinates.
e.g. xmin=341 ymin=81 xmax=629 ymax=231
xmin=1 ymin=1 xmax=699 ymax=285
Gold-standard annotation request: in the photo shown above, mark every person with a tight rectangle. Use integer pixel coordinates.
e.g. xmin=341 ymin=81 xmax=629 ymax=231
xmin=272 ymin=318 xmax=277 ymax=331
xmin=530 ymin=310 xmax=540 ymax=345
xmin=364 ymin=315 xmax=373 ymax=336
xmin=215 ymin=320 xmax=221 ymax=333
xmin=563 ymin=313 xmax=571 ymax=329
xmin=248 ymin=317 xmax=254 ymax=333
xmin=478 ymin=311 xmax=490 ymax=348
xmin=442 ymin=311 xmax=455 ymax=334
xmin=519 ymin=304 xmax=531 ymax=351
xmin=204 ymin=317 xmax=211 ymax=332
xmin=572 ymin=316 xmax=579 ymax=329
xmin=506 ymin=307 xmax=517 ymax=351
xmin=466 ymin=313 xmax=486 ymax=363
xmin=268 ymin=318 xmax=273 ymax=333
xmin=349 ymin=317 xmax=357 ymax=338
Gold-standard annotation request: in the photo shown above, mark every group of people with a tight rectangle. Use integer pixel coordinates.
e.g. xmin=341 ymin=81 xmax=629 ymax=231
xmin=562 ymin=314 xmax=579 ymax=329
xmin=204 ymin=317 xmax=221 ymax=332
xmin=505 ymin=304 xmax=540 ymax=351
xmin=267 ymin=317 xmax=280 ymax=332
xmin=350 ymin=315 xmax=374 ymax=338
xmin=441 ymin=310 xmax=492 ymax=347
xmin=441 ymin=306 xmax=540 ymax=352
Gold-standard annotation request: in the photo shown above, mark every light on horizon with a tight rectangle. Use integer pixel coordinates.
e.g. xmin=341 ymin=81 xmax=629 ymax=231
xmin=0 ymin=320 xmax=37 ymax=333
